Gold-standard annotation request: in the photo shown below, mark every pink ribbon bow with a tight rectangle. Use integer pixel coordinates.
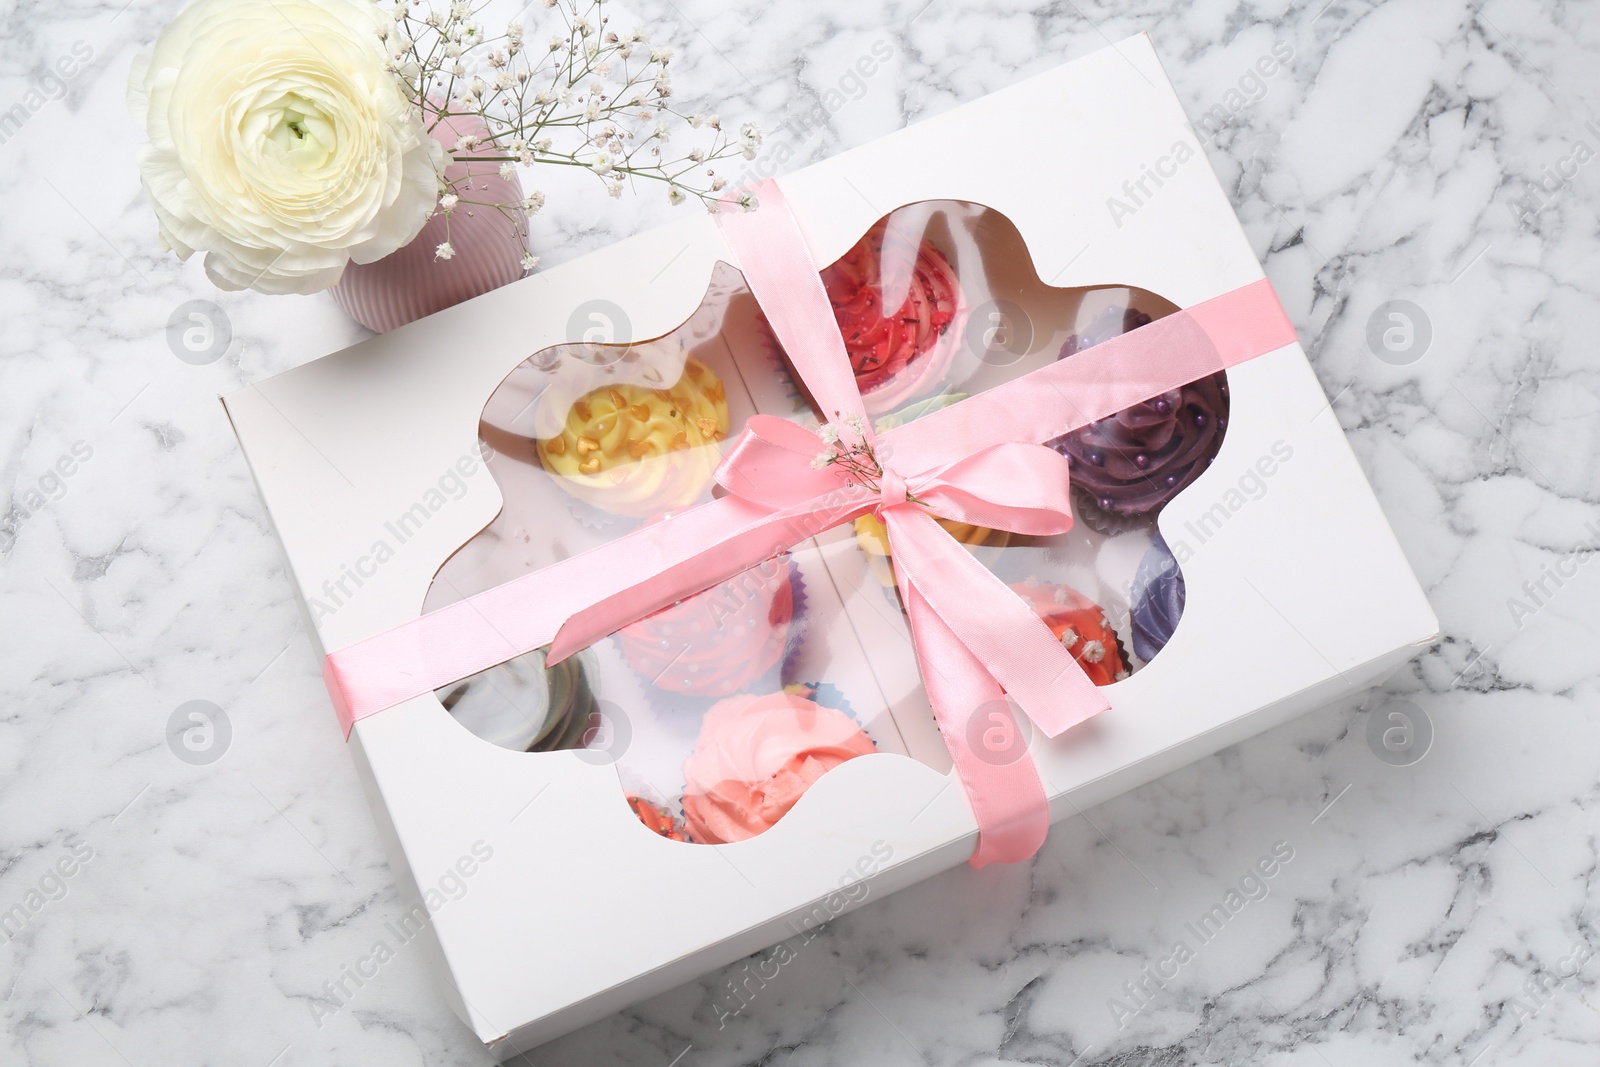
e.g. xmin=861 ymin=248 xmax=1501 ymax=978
xmin=321 ymin=178 xmax=1299 ymax=867
xmin=708 ymin=413 xmax=1106 ymax=862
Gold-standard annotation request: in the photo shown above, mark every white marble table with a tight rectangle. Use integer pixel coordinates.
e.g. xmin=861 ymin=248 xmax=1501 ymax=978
xmin=4 ymin=0 xmax=1599 ymax=1063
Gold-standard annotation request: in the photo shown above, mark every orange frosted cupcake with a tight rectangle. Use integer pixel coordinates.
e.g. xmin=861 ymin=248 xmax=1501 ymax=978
xmin=1010 ymin=580 xmax=1129 ymax=686
xmin=628 ymin=796 xmax=690 ymax=842
xmin=853 ymin=511 xmax=1010 ymax=586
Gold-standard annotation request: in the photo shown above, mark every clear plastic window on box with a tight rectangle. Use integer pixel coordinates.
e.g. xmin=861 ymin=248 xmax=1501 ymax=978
xmin=423 ymin=200 xmax=1228 ymax=845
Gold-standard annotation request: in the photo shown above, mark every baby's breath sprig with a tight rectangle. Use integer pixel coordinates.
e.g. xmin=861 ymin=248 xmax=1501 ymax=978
xmin=376 ymin=0 xmax=761 ymax=265
xmin=810 ymin=414 xmax=920 ymax=504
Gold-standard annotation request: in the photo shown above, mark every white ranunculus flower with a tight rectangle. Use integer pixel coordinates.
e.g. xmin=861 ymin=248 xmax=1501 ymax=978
xmin=127 ymin=0 xmax=444 ymax=295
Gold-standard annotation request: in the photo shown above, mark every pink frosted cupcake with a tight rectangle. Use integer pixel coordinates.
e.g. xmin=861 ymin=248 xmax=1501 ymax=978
xmin=681 ymin=693 xmax=877 ymax=844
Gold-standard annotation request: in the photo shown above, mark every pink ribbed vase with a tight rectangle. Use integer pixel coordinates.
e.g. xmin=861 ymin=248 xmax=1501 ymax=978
xmin=331 ymin=113 xmax=528 ymax=333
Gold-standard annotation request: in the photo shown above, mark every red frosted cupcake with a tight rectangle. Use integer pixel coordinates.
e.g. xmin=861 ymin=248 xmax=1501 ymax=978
xmin=822 ymin=220 xmax=961 ymax=413
xmin=618 ymin=556 xmax=796 ymax=696
xmin=1010 ymin=580 xmax=1129 ymax=686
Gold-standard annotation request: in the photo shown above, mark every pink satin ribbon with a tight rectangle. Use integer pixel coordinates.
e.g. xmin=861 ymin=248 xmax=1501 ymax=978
xmin=321 ymin=179 xmax=1298 ymax=867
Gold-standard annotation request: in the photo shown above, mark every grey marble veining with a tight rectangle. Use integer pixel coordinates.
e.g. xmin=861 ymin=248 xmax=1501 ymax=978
xmin=3 ymin=0 xmax=1599 ymax=1064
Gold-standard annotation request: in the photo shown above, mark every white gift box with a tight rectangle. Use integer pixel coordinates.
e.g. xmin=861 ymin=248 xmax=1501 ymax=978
xmin=223 ymin=34 xmax=1438 ymax=1056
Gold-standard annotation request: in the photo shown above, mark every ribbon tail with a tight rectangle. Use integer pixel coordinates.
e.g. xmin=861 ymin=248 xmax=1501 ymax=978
xmin=895 ymin=568 xmax=1049 ymax=867
xmin=885 ymin=507 xmax=1110 ymax=738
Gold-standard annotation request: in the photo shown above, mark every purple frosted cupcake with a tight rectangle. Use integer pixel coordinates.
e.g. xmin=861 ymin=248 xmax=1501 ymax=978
xmin=1130 ymin=533 xmax=1185 ymax=662
xmin=1050 ymin=306 xmax=1229 ymax=533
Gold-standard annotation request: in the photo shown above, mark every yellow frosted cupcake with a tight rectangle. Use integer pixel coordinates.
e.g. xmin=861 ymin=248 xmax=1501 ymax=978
xmin=537 ymin=355 xmax=729 ymax=518
xmin=853 ymin=512 xmax=1011 ymax=586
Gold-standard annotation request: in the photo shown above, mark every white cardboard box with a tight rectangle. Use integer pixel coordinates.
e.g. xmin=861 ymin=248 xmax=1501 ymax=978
xmin=223 ymin=35 xmax=1438 ymax=1055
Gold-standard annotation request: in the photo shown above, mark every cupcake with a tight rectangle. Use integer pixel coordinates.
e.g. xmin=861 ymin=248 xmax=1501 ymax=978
xmin=781 ymin=680 xmax=855 ymax=716
xmin=628 ymin=796 xmax=690 ymax=842
xmin=1010 ymin=580 xmax=1128 ymax=685
xmin=1064 ymin=305 xmax=1154 ymax=355
xmin=853 ymin=511 xmax=1011 ymax=587
xmin=1048 ymin=305 xmax=1229 ymax=533
xmin=618 ymin=556 xmax=797 ymax=697
xmin=822 ymin=220 xmax=961 ymax=414
xmin=1130 ymin=533 xmax=1185 ymax=662
xmin=536 ymin=353 xmax=730 ymax=518
xmin=681 ymin=692 xmax=878 ymax=844
xmin=436 ymin=648 xmax=598 ymax=752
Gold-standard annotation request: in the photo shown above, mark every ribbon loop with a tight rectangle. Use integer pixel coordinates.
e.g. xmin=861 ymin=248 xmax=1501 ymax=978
xmin=714 ymin=414 xmax=845 ymax=509
xmin=897 ymin=440 xmax=1077 ymax=537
